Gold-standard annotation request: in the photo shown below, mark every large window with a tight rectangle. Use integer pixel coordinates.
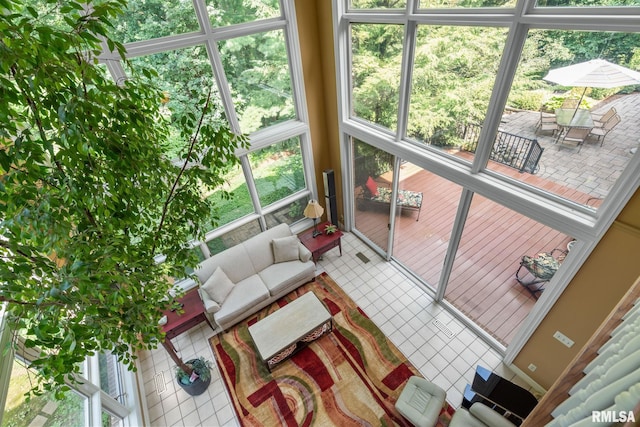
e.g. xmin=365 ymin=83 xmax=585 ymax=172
xmin=206 ymin=0 xmax=281 ymax=27
xmin=108 ymin=0 xmax=315 ymax=247
xmin=3 ymin=358 xmax=86 ymax=427
xmin=219 ymin=30 xmax=296 ymax=133
xmin=111 ymin=0 xmax=200 ymax=43
xmin=2 ymin=0 xmax=316 ymax=423
xmin=351 ymin=24 xmax=404 ymax=132
xmin=408 ymin=26 xmax=508 ymax=158
xmin=0 ymin=325 xmax=137 ymax=427
xmin=494 ymin=28 xmax=640 ymax=207
xmin=337 ymin=0 xmax=640 ymax=350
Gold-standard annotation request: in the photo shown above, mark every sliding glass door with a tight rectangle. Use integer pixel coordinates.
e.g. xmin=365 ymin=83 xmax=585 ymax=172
xmin=392 ymin=161 xmax=462 ymax=294
xmin=352 ymin=139 xmax=393 ymax=253
xmin=445 ymin=194 xmax=572 ymax=345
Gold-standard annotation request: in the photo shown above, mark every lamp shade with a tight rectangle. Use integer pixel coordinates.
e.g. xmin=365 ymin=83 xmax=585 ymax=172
xmin=303 ymin=199 xmax=324 ymax=219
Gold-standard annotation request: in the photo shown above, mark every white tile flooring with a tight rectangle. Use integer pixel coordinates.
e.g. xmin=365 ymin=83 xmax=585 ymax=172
xmin=137 ymin=231 xmax=534 ymax=426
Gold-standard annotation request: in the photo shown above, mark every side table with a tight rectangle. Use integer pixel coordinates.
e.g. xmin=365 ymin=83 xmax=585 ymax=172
xmin=162 ymin=288 xmax=215 ymax=352
xmin=462 ymin=365 xmax=538 ymax=426
xmin=299 ymin=221 xmax=343 ymax=263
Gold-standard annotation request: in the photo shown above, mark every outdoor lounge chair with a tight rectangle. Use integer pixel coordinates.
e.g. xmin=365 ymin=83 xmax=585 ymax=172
xmin=358 ymin=177 xmax=423 ymax=221
xmin=515 ymin=248 xmax=567 ymax=299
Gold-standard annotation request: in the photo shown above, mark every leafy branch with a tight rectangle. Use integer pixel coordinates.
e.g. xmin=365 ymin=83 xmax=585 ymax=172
xmin=0 ymin=0 xmax=246 ymax=397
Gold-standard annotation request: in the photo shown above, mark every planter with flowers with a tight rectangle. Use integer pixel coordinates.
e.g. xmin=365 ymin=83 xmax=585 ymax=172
xmin=175 ymin=357 xmax=212 ymax=396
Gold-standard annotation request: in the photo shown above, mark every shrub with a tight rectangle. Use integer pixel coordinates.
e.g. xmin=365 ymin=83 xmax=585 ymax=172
xmin=510 ymin=91 xmax=545 ymax=111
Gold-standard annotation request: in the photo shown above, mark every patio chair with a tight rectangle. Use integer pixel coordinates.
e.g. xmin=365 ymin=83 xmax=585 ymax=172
xmin=515 ymin=248 xmax=567 ymax=299
xmin=589 ymin=113 xmax=621 ymax=146
xmin=557 ymin=127 xmax=591 ymax=151
xmin=591 ymin=106 xmax=617 ymax=127
xmin=535 ymin=110 xmax=557 ymax=135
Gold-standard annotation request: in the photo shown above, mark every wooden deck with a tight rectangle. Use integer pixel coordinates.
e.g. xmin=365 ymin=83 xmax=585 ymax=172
xmin=353 ymin=157 xmax=592 ymax=345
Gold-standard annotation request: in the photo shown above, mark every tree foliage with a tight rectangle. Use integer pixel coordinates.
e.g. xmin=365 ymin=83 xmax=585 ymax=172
xmin=0 ymin=0 xmax=247 ymax=397
xmin=351 ymin=21 xmax=640 ymax=146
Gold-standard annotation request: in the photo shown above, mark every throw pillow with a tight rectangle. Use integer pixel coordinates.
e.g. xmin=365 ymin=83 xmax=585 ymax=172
xmin=201 ymin=266 xmax=234 ymax=305
xmin=366 ymin=176 xmax=378 ymax=197
xmin=272 ymin=236 xmax=300 ymax=263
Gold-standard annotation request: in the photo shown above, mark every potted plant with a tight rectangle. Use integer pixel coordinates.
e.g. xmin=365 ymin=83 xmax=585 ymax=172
xmin=175 ymin=357 xmax=212 ymax=396
xmin=324 ymin=224 xmax=338 ymax=235
xmin=0 ymin=1 xmax=247 ymax=399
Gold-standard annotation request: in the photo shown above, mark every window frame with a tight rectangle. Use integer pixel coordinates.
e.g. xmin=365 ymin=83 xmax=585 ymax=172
xmin=2 ymin=0 xmax=318 ymax=422
xmin=333 ymin=0 xmax=640 ymax=360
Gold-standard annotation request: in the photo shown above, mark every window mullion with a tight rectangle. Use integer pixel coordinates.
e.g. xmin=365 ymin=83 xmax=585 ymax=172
xmin=471 ymin=22 xmax=529 ymax=174
xmin=282 ymin=0 xmax=309 ymax=125
xmin=396 ymin=20 xmax=416 ymax=143
xmin=204 ymin=39 xmax=242 ymax=134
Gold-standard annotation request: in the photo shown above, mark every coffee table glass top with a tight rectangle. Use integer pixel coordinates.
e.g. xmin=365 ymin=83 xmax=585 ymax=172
xmin=248 ymin=292 xmax=331 ymax=361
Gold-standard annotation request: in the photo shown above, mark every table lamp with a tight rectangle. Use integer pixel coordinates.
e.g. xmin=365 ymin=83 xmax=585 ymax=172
xmin=303 ymin=199 xmax=324 ymax=237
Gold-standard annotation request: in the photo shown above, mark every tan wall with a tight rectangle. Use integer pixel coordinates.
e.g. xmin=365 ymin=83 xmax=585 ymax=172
xmin=514 ymin=188 xmax=640 ymax=389
xmin=295 ymin=0 xmax=343 ymax=224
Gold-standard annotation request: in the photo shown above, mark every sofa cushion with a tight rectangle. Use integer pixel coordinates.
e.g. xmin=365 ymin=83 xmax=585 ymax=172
xmin=195 ymin=243 xmax=254 ymax=285
xmin=259 ymin=260 xmax=315 ymax=295
xmin=272 ymin=236 xmax=300 ymax=263
xmin=366 ymin=176 xmax=379 ymax=197
xmin=243 ymin=223 xmax=293 ymax=272
xmin=201 ymin=267 xmax=234 ymax=305
xmin=214 ymin=275 xmax=269 ymax=325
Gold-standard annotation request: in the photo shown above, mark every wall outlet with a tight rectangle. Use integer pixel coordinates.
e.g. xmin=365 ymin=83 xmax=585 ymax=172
xmin=553 ymin=330 xmax=575 ymax=348
xmin=528 ymin=363 xmax=537 ymax=372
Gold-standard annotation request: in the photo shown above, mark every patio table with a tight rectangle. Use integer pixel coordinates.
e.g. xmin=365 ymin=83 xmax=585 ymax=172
xmin=555 ymin=108 xmax=594 ymax=143
xmin=555 ymin=108 xmax=594 ymax=128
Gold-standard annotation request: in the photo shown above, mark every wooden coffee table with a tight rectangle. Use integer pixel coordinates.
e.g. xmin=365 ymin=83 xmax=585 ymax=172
xmin=162 ymin=288 xmax=215 ymax=352
xmin=248 ymin=292 xmax=332 ymax=371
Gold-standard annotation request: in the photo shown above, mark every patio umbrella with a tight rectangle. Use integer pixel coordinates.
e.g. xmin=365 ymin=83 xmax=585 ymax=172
xmin=543 ymin=59 xmax=640 ymax=118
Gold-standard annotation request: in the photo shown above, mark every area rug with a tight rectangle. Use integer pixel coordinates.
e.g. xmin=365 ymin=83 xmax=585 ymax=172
xmin=210 ymin=272 xmax=453 ymax=426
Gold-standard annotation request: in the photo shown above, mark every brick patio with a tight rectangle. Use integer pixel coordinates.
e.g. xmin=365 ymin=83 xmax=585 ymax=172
xmin=498 ymin=93 xmax=640 ymax=201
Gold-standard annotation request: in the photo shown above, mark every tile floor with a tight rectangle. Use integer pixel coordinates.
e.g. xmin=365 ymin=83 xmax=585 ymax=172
xmin=137 ymin=232 xmax=535 ymax=426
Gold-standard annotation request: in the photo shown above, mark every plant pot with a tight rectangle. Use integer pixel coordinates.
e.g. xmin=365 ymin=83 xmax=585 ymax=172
xmin=177 ymin=374 xmax=211 ymax=396
xmin=176 ymin=358 xmax=212 ymax=396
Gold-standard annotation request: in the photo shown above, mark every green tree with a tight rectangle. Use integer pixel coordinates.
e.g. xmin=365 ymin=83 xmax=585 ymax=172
xmin=351 ymin=23 xmax=404 ymax=130
xmin=408 ymin=26 xmax=507 ymax=144
xmin=219 ymin=29 xmax=295 ymax=133
xmin=0 ymin=0 xmax=247 ymax=397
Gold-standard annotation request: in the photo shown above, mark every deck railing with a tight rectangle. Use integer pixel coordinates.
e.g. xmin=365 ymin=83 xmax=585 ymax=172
xmin=461 ymin=123 xmax=543 ymax=174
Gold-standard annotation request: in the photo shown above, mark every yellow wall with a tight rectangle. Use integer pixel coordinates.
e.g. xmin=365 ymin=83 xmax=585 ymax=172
xmin=296 ymin=4 xmax=640 ymax=391
xmin=514 ymin=188 xmax=640 ymax=389
xmin=295 ymin=0 xmax=343 ymax=224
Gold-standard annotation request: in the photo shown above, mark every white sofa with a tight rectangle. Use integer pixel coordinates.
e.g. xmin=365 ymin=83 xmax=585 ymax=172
xmin=194 ymin=223 xmax=316 ymax=331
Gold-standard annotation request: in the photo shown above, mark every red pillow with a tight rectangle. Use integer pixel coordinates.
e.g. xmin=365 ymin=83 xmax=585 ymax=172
xmin=366 ymin=176 xmax=378 ymax=197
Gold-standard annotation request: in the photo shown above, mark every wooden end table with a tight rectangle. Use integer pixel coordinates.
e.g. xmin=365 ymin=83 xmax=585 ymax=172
xmin=298 ymin=221 xmax=343 ymax=263
xmin=161 ymin=288 xmax=215 ymax=352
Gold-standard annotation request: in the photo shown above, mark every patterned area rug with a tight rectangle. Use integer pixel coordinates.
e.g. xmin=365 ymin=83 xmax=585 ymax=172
xmin=210 ymin=272 xmax=453 ymax=426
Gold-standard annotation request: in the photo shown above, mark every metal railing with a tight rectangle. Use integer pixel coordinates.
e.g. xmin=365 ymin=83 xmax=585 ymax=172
xmin=461 ymin=123 xmax=543 ymax=174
